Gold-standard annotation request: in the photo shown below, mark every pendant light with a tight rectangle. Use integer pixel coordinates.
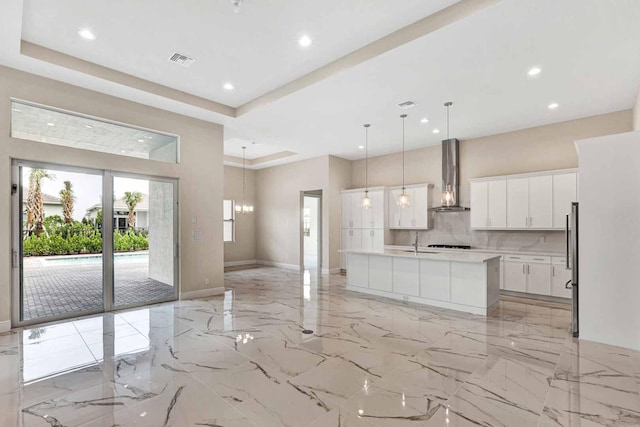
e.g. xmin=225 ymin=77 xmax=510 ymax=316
xmin=235 ymin=146 xmax=254 ymax=214
xmin=440 ymin=102 xmax=456 ymax=207
xmin=396 ymin=114 xmax=411 ymax=208
xmin=361 ymin=123 xmax=372 ymax=209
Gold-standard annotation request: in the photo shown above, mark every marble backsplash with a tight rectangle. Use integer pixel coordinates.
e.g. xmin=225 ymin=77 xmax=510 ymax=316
xmin=392 ymin=211 xmax=566 ymax=254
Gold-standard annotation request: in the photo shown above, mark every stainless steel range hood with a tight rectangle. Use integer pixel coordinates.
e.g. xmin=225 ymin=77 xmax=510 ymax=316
xmin=430 ymin=138 xmax=470 ymax=212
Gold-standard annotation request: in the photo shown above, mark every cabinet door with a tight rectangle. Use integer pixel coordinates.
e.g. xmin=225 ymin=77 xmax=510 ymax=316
xmin=470 ymin=181 xmax=488 ymax=228
xmin=370 ymin=190 xmax=385 ymax=229
xmin=361 ymin=229 xmax=373 ymax=252
xmin=341 ymin=229 xmax=352 ymax=270
xmin=351 ymin=229 xmax=363 ymax=251
xmin=371 ymin=229 xmax=385 ymax=252
xmin=388 ymin=188 xmax=404 ymax=228
xmin=488 ymin=180 xmax=507 ymax=228
xmin=551 ymin=265 xmax=572 ymax=298
xmin=341 ymin=193 xmax=352 ymax=228
xmin=526 ymin=263 xmax=551 ymax=295
xmin=503 ymin=261 xmax=526 ymax=292
xmin=552 ymin=173 xmax=577 ymax=229
xmin=413 ymin=187 xmax=429 ymax=228
xmin=507 ymin=178 xmax=529 ymax=228
xmin=399 ymin=188 xmax=414 ymax=228
xmin=350 ymin=193 xmax=363 ymax=228
xmin=528 ymin=175 xmax=553 ymax=229
xmin=361 ymin=191 xmax=373 ymax=230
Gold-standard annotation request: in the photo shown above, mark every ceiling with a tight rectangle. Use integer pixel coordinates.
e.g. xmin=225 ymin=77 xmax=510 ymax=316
xmin=2 ymin=0 xmax=640 ymax=169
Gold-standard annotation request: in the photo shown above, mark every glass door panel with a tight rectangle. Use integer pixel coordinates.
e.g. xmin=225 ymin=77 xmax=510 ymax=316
xmin=19 ymin=165 xmax=103 ymax=322
xmin=112 ymin=176 xmax=177 ymax=308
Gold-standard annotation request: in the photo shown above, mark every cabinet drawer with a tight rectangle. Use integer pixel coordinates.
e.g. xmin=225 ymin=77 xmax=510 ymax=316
xmin=503 ymin=254 xmax=550 ymax=264
xmin=552 ymin=256 xmax=567 ymax=265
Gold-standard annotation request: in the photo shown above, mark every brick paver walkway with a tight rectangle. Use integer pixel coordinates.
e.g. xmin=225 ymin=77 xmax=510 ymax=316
xmin=22 ymin=253 xmax=175 ymax=321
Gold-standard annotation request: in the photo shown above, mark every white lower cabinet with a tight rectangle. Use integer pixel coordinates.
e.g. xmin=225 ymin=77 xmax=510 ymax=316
xmin=503 ymin=261 xmax=527 ymax=292
xmin=346 ymin=254 xmax=369 ymax=288
xmin=419 ymin=259 xmax=450 ymax=301
xmin=551 ymin=263 xmax=572 ymax=298
xmin=341 ymin=229 xmax=362 ymax=269
xmin=392 ymin=258 xmax=419 ymax=296
xmin=450 ymin=262 xmax=486 ymax=307
xmin=369 ymin=256 xmax=393 ymax=292
xmin=503 ymin=255 xmax=552 ymax=296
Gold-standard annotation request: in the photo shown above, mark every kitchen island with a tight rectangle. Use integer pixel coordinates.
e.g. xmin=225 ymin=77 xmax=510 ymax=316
xmin=342 ymin=249 xmax=501 ymax=315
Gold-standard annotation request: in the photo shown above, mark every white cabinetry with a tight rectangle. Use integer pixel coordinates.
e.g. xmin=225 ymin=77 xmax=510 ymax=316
xmin=471 ymin=169 xmax=576 ymax=230
xmin=388 ymin=184 xmax=431 ymax=229
xmin=552 ymin=173 xmax=577 ymax=228
xmin=551 ymin=256 xmax=572 ymax=298
xmin=361 ymin=229 xmax=384 ymax=252
xmin=470 ymin=180 xmax=506 ymax=228
xmin=362 ymin=189 xmax=385 ymax=228
xmin=341 ymin=188 xmax=386 ymax=270
xmin=502 ymin=254 xmax=551 ymax=296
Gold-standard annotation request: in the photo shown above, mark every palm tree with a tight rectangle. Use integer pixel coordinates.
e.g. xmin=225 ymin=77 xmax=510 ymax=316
xmin=26 ymin=169 xmax=54 ymax=236
xmin=59 ymin=181 xmax=76 ymax=224
xmin=124 ymin=191 xmax=143 ymax=229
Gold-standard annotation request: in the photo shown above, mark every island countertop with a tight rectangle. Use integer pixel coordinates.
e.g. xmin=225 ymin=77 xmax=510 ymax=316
xmin=340 ymin=248 xmax=501 ymax=264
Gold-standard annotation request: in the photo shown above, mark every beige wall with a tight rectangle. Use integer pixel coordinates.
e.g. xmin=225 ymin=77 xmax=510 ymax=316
xmin=0 ymin=65 xmax=224 ymax=327
xmin=634 ymin=84 xmax=640 ymax=131
xmin=224 ymin=165 xmax=256 ymax=263
xmin=253 ymin=155 xmax=350 ymax=272
xmin=352 ymin=110 xmax=633 ymax=205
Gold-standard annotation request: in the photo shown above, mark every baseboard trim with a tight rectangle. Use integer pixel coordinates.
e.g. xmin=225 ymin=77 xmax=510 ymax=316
xmin=322 ymin=268 xmax=342 ymax=275
xmin=180 ymin=287 xmax=225 ymax=300
xmin=256 ymin=260 xmax=300 ymax=271
xmin=224 ymin=260 xmax=257 ymax=267
xmin=0 ymin=320 xmax=11 ymax=333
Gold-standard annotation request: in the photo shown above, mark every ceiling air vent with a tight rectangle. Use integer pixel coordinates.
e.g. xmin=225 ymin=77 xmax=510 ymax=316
xmin=398 ymin=100 xmax=417 ymax=110
xmin=168 ymin=52 xmax=195 ymax=67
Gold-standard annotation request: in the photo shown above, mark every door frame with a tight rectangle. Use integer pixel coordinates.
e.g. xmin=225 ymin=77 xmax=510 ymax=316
xmin=11 ymin=160 xmax=179 ymax=327
xmin=300 ymin=190 xmax=322 ymax=272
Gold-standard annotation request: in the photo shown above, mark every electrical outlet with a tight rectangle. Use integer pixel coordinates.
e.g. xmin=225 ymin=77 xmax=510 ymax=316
xmin=205 ymin=278 xmax=210 ymax=285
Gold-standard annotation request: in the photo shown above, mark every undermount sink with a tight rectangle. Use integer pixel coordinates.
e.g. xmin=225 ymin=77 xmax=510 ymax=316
xmin=403 ymin=250 xmax=440 ymax=254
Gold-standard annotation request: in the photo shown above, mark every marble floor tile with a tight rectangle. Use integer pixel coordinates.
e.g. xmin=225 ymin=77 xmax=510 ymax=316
xmin=4 ymin=266 xmax=640 ymax=427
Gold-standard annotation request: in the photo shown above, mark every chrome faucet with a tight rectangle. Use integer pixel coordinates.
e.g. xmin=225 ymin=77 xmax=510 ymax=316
xmin=413 ymin=231 xmax=419 ymax=254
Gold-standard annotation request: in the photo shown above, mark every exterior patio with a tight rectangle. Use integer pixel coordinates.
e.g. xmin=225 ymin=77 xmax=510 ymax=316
xmin=22 ymin=253 xmax=175 ymax=321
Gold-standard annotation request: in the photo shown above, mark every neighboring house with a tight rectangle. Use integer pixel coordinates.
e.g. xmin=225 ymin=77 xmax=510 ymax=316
xmin=22 ymin=193 xmax=64 ymax=225
xmin=85 ymin=194 xmax=149 ymax=231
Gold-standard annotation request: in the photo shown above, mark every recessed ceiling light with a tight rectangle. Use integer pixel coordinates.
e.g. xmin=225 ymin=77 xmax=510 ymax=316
xmin=11 ymin=108 xmax=21 ymax=112
xmin=223 ymin=82 xmax=234 ymax=91
xmin=120 ymin=150 xmax=127 ymax=153
xmin=146 ymin=136 xmax=153 ymax=139
xmin=420 ymin=118 xmax=429 ymax=123
xmin=84 ymin=124 xmax=93 ymax=129
xmin=548 ymin=102 xmax=559 ymax=110
xmin=432 ymin=128 xmax=440 ymax=134
xmin=527 ymin=67 xmax=542 ymax=77
xmin=358 ymin=145 xmax=364 ymax=150
xmin=298 ymin=35 xmax=312 ymax=48
xmin=138 ymin=139 xmax=144 ymax=142
xmin=78 ymin=28 xmax=96 ymax=40
xmin=46 ymin=122 xmax=55 ymax=126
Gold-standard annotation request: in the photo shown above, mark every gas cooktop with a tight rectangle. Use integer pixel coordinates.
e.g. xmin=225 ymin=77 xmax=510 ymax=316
xmin=427 ymin=244 xmax=471 ymax=250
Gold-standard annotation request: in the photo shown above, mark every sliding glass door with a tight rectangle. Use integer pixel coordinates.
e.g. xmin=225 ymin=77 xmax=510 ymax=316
xmin=12 ymin=161 xmax=178 ymax=326
xmin=111 ymin=174 xmax=178 ymax=308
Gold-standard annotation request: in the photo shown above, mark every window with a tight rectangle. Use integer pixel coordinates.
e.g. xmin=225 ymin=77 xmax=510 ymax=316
xmin=223 ymin=200 xmax=235 ymax=242
xmin=11 ymin=100 xmax=179 ymax=163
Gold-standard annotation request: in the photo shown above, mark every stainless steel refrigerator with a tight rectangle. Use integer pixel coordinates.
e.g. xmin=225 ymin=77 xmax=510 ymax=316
xmin=566 ymin=202 xmax=579 ymax=337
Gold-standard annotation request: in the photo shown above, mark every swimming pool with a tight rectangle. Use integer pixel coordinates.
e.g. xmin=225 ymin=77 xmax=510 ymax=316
xmin=42 ymin=252 xmax=149 ymax=265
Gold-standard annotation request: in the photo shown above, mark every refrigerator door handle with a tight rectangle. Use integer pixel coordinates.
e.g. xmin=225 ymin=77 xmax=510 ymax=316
xmin=565 ymin=214 xmax=571 ymax=270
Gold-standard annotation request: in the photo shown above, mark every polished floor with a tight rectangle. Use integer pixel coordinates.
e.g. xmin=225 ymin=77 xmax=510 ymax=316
xmin=1 ymin=267 xmax=639 ymax=426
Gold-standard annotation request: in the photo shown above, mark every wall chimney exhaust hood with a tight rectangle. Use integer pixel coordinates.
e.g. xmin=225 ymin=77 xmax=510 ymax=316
xmin=430 ymin=102 xmax=469 ymax=212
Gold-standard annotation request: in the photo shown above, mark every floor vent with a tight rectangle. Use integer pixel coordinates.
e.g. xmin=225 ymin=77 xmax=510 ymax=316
xmin=168 ymin=52 xmax=195 ymax=67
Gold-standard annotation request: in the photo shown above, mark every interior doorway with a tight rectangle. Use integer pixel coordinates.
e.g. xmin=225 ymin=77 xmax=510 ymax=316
xmin=301 ymin=190 xmax=322 ymax=271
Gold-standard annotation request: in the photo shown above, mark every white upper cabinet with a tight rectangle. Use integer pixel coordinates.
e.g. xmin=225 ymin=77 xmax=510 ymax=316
xmin=472 ymin=169 xmax=577 ymax=230
xmin=362 ymin=189 xmax=385 ymax=229
xmin=470 ymin=181 xmax=488 ymax=228
xmin=507 ymin=177 xmax=529 ymax=228
xmin=487 ymin=180 xmax=507 ymax=228
xmin=528 ymin=175 xmax=553 ymax=229
xmin=471 ymin=180 xmax=506 ymax=228
xmin=388 ymin=184 xmax=431 ymax=229
xmin=350 ymin=192 xmax=363 ymax=228
xmin=341 ymin=192 xmax=352 ymax=228
xmin=552 ymin=173 xmax=577 ymax=228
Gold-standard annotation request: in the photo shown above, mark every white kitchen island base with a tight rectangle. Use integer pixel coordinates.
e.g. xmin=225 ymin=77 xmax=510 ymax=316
xmin=345 ymin=251 xmax=501 ymax=316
